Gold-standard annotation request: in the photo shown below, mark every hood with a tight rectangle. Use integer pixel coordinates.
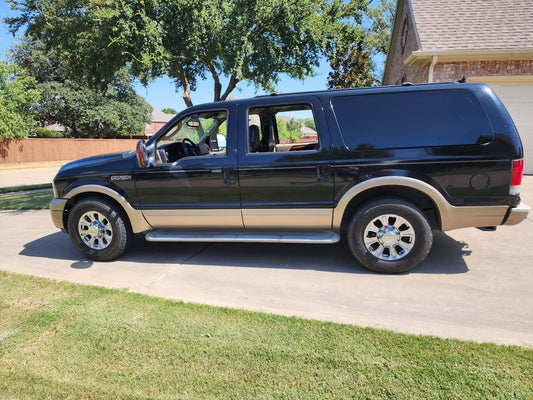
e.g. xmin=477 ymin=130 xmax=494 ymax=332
xmin=57 ymin=150 xmax=136 ymax=176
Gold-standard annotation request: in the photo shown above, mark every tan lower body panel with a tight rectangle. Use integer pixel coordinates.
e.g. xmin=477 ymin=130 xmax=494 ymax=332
xmin=143 ymin=208 xmax=333 ymax=230
xmin=242 ymin=209 xmax=332 ymax=230
xmin=142 ymin=209 xmax=244 ymax=229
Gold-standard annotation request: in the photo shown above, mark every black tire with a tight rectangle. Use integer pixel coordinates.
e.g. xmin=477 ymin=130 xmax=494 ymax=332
xmin=67 ymin=197 xmax=132 ymax=261
xmin=347 ymin=197 xmax=433 ymax=273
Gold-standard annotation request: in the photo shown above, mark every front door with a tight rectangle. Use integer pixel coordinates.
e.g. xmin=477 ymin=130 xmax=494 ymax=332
xmin=134 ymin=105 xmax=242 ymax=229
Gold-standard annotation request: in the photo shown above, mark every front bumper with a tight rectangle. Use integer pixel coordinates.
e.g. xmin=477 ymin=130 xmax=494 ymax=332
xmin=503 ymin=202 xmax=530 ymax=226
xmin=50 ymin=198 xmax=68 ymax=231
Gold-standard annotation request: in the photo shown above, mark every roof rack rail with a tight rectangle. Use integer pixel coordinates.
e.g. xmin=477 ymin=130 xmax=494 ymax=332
xmin=255 ymin=92 xmax=280 ymax=98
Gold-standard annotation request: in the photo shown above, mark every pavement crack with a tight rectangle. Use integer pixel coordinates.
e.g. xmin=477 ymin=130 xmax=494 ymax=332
xmin=143 ymin=243 xmax=212 ymax=290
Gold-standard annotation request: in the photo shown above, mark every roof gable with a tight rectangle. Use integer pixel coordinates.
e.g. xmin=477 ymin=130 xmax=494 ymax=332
xmin=151 ymin=109 xmax=176 ymax=123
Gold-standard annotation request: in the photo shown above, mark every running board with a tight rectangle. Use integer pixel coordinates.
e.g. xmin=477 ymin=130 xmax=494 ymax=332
xmin=145 ymin=230 xmax=340 ymax=244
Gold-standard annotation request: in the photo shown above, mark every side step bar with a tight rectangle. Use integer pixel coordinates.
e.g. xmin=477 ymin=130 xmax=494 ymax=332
xmin=145 ymin=230 xmax=341 ymax=244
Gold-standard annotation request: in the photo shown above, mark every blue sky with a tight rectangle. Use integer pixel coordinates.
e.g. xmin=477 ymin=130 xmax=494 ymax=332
xmin=0 ymin=1 xmax=381 ymax=114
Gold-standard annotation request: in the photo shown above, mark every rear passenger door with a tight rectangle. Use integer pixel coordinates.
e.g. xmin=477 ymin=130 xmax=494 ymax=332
xmin=237 ymin=97 xmax=334 ymax=230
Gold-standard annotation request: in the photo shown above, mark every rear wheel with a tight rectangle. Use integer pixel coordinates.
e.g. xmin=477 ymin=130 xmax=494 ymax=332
xmin=347 ymin=198 xmax=432 ymax=273
xmin=67 ymin=197 xmax=132 ymax=261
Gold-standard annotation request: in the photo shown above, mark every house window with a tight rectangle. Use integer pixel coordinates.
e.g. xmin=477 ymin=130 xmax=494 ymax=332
xmin=400 ymin=18 xmax=409 ymax=54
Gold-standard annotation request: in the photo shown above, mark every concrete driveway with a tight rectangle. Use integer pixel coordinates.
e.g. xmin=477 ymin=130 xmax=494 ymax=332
xmin=1 ymin=177 xmax=532 ymax=347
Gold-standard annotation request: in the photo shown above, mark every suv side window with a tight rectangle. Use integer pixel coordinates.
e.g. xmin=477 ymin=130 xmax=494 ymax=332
xmin=247 ymin=104 xmax=319 ymax=153
xmin=332 ymin=89 xmax=493 ymax=150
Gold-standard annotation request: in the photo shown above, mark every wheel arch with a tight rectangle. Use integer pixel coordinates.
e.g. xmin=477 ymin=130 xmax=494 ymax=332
xmin=334 ymin=177 xmax=444 ymax=234
xmin=62 ymin=185 xmax=151 ymax=234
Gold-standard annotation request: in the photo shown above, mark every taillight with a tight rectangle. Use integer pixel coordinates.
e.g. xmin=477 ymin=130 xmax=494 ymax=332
xmin=510 ymin=159 xmax=523 ymax=195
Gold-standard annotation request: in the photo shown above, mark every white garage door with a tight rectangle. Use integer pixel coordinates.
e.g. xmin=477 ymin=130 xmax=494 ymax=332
xmin=484 ymin=81 xmax=533 ymax=175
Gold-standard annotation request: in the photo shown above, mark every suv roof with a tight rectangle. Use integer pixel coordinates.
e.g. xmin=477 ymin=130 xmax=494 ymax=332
xmin=252 ymin=81 xmax=474 ymax=100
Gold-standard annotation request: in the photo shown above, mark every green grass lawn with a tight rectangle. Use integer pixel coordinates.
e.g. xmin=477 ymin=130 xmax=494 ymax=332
xmin=0 ymin=271 xmax=531 ymax=399
xmin=0 ymin=189 xmax=53 ymax=210
xmin=0 ymin=183 xmax=52 ymax=194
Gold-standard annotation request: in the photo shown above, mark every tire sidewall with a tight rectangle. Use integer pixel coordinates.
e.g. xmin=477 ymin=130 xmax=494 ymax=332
xmin=67 ymin=198 xmax=131 ymax=261
xmin=348 ymin=199 xmax=432 ymax=273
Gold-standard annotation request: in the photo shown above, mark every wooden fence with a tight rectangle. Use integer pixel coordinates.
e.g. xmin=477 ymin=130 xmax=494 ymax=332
xmin=0 ymin=138 xmax=141 ymax=165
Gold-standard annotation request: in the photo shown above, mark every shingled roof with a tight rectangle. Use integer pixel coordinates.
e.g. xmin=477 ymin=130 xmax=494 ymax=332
xmin=410 ymin=0 xmax=533 ymax=52
xmin=151 ymin=109 xmax=176 ymax=123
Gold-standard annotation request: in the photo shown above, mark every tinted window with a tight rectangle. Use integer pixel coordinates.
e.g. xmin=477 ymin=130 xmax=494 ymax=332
xmin=332 ymin=90 xmax=493 ymax=150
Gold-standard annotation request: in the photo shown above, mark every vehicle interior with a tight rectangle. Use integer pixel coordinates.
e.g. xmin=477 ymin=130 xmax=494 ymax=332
xmin=155 ymin=111 xmax=227 ymax=164
xmin=248 ymin=104 xmax=319 ymax=153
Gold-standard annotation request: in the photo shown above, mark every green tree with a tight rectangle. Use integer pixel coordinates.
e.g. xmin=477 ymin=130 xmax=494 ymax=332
xmin=327 ymin=42 xmax=378 ymax=89
xmin=364 ymin=0 xmax=395 ymax=56
xmin=11 ymin=38 xmax=152 ymax=137
xmin=161 ymin=108 xmax=177 ymax=114
xmin=327 ymin=0 xmax=395 ymax=88
xmin=287 ymin=118 xmax=302 ymax=133
xmin=0 ymin=61 xmax=39 ymax=138
xmin=303 ymin=118 xmax=316 ymax=131
xmin=277 ymin=118 xmax=301 ymax=142
xmin=6 ymin=0 xmax=367 ymax=107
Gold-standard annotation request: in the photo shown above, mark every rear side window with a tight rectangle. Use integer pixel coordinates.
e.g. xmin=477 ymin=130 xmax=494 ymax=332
xmin=332 ymin=90 xmax=493 ymax=150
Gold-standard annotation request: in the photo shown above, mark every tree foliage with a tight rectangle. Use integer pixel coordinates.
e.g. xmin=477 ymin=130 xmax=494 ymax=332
xmin=327 ymin=42 xmax=378 ymax=89
xmin=302 ymin=118 xmax=316 ymax=131
xmin=0 ymin=61 xmax=39 ymax=139
xmin=277 ymin=118 xmax=301 ymax=142
xmin=10 ymin=38 xmax=152 ymax=138
xmin=364 ymin=0 xmax=395 ymax=56
xmin=6 ymin=0 xmax=367 ymax=107
xmin=327 ymin=0 xmax=395 ymax=89
xmin=161 ymin=108 xmax=177 ymax=114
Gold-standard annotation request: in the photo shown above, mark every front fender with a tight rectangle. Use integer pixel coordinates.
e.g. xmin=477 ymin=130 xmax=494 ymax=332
xmin=57 ymin=184 xmax=151 ymax=234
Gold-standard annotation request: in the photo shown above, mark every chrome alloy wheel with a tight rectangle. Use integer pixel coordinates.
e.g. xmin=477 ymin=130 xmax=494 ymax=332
xmin=78 ymin=211 xmax=113 ymax=250
xmin=363 ymin=214 xmax=415 ymax=261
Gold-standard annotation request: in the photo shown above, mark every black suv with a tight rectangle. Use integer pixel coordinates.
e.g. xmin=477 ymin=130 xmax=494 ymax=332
xmin=50 ymin=83 xmax=529 ymax=273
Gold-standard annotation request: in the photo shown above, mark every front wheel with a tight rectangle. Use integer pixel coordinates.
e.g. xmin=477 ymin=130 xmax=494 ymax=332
xmin=347 ymin=198 xmax=433 ymax=273
xmin=67 ymin=197 xmax=132 ymax=261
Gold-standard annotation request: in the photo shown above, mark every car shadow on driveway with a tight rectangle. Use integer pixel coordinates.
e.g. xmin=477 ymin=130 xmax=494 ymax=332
xmin=20 ymin=231 xmax=470 ymax=274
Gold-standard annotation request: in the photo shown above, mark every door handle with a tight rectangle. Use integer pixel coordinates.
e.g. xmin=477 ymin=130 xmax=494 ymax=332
xmin=317 ymin=164 xmax=332 ymax=182
xmin=223 ymin=169 xmax=237 ymax=185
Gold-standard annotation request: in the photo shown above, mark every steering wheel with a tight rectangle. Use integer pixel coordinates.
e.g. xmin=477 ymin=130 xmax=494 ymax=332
xmin=182 ymin=138 xmax=199 ymax=156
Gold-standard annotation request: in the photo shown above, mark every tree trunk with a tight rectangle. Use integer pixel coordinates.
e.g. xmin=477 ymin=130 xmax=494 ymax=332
xmin=175 ymin=67 xmax=194 ymax=108
xmin=206 ymin=61 xmax=222 ymax=102
xmin=214 ymin=79 xmax=222 ymax=102
xmin=220 ymin=74 xmax=239 ymax=101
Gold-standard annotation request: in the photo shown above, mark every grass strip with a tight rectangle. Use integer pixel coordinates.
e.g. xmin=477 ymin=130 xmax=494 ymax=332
xmin=0 ymin=183 xmax=52 ymax=194
xmin=0 ymin=271 xmax=531 ymax=399
xmin=0 ymin=189 xmax=53 ymax=210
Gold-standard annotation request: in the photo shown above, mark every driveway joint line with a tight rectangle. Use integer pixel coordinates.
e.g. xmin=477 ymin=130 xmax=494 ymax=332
xmin=143 ymin=243 xmax=212 ymax=290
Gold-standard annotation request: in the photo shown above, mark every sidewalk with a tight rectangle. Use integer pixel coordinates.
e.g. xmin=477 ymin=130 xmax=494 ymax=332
xmin=0 ymin=162 xmax=65 ymax=189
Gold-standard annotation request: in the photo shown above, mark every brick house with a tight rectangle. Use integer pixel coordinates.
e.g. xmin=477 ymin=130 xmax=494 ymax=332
xmin=144 ymin=109 xmax=176 ymax=137
xmin=383 ymin=0 xmax=533 ymax=173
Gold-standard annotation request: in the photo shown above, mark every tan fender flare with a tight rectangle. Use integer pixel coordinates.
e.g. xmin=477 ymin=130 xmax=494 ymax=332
xmin=333 ymin=176 xmax=508 ymax=232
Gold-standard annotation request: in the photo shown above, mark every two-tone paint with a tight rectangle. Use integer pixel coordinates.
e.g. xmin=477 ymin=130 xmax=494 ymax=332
xmin=51 ymin=83 xmax=529 ymax=243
